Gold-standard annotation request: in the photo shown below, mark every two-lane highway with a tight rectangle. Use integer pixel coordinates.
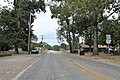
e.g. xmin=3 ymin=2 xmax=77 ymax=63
xmin=12 ymin=51 xmax=120 ymax=80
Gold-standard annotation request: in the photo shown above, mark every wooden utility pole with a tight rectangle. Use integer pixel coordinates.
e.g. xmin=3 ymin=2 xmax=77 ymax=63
xmin=28 ymin=13 xmax=32 ymax=54
xmin=40 ymin=35 xmax=45 ymax=45
xmin=40 ymin=35 xmax=45 ymax=52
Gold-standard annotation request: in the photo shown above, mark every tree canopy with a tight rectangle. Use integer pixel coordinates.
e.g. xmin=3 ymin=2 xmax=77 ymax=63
xmin=0 ymin=0 xmax=46 ymax=53
xmin=50 ymin=0 xmax=120 ymax=55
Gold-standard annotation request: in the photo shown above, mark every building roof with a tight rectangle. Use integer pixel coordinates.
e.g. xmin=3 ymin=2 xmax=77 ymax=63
xmin=80 ymin=44 xmax=110 ymax=48
xmin=98 ymin=45 xmax=107 ymax=48
xmin=80 ymin=44 xmax=89 ymax=48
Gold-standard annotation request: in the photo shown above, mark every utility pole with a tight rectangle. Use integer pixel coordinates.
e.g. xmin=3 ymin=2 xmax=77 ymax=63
xmin=41 ymin=35 xmax=45 ymax=42
xmin=28 ymin=13 xmax=32 ymax=54
xmin=40 ymin=35 xmax=45 ymax=52
xmin=40 ymin=35 xmax=45 ymax=46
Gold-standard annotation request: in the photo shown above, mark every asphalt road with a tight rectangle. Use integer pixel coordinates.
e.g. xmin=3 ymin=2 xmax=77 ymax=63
xmin=12 ymin=51 xmax=120 ymax=80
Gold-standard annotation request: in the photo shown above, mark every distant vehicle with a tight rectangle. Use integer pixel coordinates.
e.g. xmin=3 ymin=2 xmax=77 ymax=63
xmin=104 ymin=48 xmax=113 ymax=54
xmin=31 ymin=48 xmax=39 ymax=54
xmin=113 ymin=47 xmax=120 ymax=55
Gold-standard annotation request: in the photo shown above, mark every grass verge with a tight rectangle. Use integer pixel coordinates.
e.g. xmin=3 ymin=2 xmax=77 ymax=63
xmin=85 ymin=52 xmax=120 ymax=65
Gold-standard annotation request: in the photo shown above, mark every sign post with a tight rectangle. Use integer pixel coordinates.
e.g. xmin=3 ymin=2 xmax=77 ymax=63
xmin=106 ymin=35 xmax=111 ymax=54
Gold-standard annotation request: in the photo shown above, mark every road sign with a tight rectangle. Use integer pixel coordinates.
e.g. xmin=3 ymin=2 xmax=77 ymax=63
xmin=106 ymin=35 xmax=111 ymax=44
xmin=106 ymin=40 xmax=111 ymax=44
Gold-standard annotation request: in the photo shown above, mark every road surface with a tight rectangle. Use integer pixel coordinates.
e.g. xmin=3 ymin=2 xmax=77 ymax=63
xmin=12 ymin=51 xmax=120 ymax=80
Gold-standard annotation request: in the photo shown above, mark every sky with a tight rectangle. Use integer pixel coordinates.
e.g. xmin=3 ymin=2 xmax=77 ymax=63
xmin=33 ymin=7 xmax=59 ymax=46
xmin=0 ymin=0 xmax=60 ymax=46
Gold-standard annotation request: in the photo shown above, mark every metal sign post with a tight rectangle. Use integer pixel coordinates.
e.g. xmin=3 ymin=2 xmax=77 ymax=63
xmin=106 ymin=35 xmax=111 ymax=54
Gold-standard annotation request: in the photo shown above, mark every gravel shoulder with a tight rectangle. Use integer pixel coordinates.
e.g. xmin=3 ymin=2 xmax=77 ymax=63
xmin=0 ymin=53 xmax=43 ymax=80
xmin=61 ymin=51 xmax=120 ymax=65
xmin=84 ymin=52 xmax=120 ymax=65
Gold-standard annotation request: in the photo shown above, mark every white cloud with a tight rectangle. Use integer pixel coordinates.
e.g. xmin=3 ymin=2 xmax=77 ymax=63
xmin=33 ymin=7 xmax=59 ymax=46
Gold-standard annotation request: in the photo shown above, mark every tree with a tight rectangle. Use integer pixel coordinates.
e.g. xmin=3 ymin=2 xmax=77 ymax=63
xmin=52 ymin=45 xmax=60 ymax=51
xmin=50 ymin=0 xmax=71 ymax=52
xmin=82 ymin=0 xmax=120 ymax=55
xmin=31 ymin=34 xmax=38 ymax=42
xmin=84 ymin=27 xmax=93 ymax=51
xmin=50 ymin=0 xmax=120 ymax=55
xmin=99 ymin=19 xmax=120 ymax=44
xmin=60 ymin=43 xmax=69 ymax=50
xmin=0 ymin=9 xmax=18 ymax=53
xmin=0 ymin=0 xmax=46 ymax=53
xmin=50 ymin=0 xmax=81 ymax=53
xmin=13 ymin=0 xmax=46 ymax=53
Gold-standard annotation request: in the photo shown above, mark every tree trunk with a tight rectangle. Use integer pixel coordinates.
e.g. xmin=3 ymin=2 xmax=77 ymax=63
xmin=68 ymin=31 xmax=72 ymax=53
xmin=91 ymin=8 xmax=99 ymax=56
xmin=93 ymin=24 xmax=99 ymax=55
xmin=66 ymin=31 xmax=72 ymax=53
xmin=65 ymin=19 xmax=73 ymax=53
xmin=89 ymin=45 xmax=92 ymax=52
xmin=72 ymin=32 xmax=76 ymax=50
xmin=15 ymin=45 xmax=19 ymax=54
xmin=69 ymin=42 xmax=72 ymax=53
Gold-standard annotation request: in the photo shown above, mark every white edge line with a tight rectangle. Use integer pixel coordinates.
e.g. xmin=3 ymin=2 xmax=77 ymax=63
xmin=11 ymin=57 xmax=41 ymax=80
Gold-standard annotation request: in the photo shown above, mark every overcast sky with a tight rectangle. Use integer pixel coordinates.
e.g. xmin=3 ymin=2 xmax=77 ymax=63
xmin=33 ymin=7 xmax=59 ymax=46
xmin=0 ymin=0 xmax=60 ymax=46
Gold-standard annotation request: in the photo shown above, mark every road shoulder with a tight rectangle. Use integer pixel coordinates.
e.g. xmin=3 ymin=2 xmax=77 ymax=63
xmin=0 ymin=53 xmax=44 ymax=80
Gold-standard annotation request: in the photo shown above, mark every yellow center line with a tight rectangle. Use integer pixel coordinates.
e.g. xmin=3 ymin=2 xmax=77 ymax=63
xmin=76 ymin=55 xmax=112 ymax=80
xmin=60 ymin=55 xmax=100 ymax=80
xmin=60 ymin=55 xmax=112 ymax=80
xmin=72 ymin=61 xmax=111 ymax=80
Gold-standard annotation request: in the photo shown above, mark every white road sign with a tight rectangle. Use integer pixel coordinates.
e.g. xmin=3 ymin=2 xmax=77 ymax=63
xmin=106 ymin=35 xmax=111 ymax=44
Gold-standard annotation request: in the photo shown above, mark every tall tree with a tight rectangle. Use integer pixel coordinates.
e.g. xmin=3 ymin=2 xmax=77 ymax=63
xmin=13 ymin=0 xmax=46 ymax=53
xmin=0 ymin=0 xmax=46 ymax=53
xmin=50 ymin=0 xmax=120 ymax=55
xmin=50 ymin=0 xmax=81 ymax=53
xmin=83 ymin=0 xmax=120 ymax=55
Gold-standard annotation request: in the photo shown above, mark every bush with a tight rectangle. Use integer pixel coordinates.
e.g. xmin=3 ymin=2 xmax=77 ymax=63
xmin=21 ymin=45 xmax=27 ymax=51
xmin=0 ymin=42 xmax=11 ymax=51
